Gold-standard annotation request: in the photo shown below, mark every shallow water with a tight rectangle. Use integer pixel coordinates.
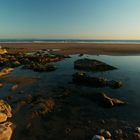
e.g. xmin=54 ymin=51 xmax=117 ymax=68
xmin=1 ymin=54 xmax=140 ymax=121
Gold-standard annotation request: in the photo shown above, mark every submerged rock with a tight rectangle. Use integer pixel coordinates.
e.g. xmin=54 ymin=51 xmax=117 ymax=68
xmin=72 ymin=72 xmax=122 ymax=88
xmin=32 ymin=98 xmax=55 ymax=117
xmin=100 ymin=93 xmax=126 ymax=108
xmin=11 ymin=84 xmax=18 ymax=92
xmin=24 ymin=63 xmax=56 ymax=72
xmin=74 ymin=58 xmax=116 ymax=71
xmin=0 ymin=100 xmax=12 ymax=123
xmin=0 ymin=68 xmax=14 ymax=77
xmin=0 ymin=122 xmax=13 ymax=140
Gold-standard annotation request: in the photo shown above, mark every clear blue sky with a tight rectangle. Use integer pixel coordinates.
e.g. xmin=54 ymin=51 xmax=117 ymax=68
xmin=0 ymin=0 xmax=140 ymax=39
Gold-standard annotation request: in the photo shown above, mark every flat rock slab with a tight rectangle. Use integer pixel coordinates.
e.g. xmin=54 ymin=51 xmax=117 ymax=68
xmin=74 ymin=58 xmax=116 ymax=71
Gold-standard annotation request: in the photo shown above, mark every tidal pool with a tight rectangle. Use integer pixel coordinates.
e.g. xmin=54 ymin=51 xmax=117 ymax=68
xmin=1 ymin=54 xmax=140 ymax=121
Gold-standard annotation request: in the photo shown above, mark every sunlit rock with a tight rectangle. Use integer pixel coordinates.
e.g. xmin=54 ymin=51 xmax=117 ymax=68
xmin=0 ymin=100 xmax=12 ymax=123
xmin=0 ymin=68 xmax=14 ymax=77
xmin=0 ymin=122 xmax=13 ymax=140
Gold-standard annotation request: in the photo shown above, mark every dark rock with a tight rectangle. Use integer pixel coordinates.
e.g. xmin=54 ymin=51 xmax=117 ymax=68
xmin=72 ymin=72 xmax=122 ymax=89
xmin=31 ymin=98 xmax=55 ymax=117
xmin=24 ymin=63 xmax=56 ymax=72
xmin=79 ymin=54 xmax=84 ymax=57
xmin=74 ymin=58 xmax=116 ymax=71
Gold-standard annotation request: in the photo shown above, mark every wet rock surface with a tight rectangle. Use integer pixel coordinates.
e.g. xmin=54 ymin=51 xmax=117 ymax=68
xmin=0 ymin=100 xmax=14 ymax=140
xmin=74 ymin=58 xmax=117 ymax=71
xmin=0 ymin=100 xmax=12 ymax=123
xmin=72 ymin=72 xmax=122 ymax=88
xmin=0 ymin=68 xmax=14 ymax=77
xmin=0 ymin=122 xmax=14 ymax=140
xmin=0 ymin=50 xmax=69 ymax=72
xmin=23 ymin=63 xmax=56 ymax=72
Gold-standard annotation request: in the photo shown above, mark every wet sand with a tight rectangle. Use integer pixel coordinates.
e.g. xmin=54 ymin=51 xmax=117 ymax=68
xmin=1 ymin=43 xmax=140 ymax=55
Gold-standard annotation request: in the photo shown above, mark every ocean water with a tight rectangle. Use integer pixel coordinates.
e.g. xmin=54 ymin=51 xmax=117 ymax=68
xmin=0 ymin=39 xmax=140 ymax=44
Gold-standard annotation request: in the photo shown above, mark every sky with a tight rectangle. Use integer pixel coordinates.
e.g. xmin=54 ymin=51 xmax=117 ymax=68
xmin=0 ymin=0 xmax=140 ymax=39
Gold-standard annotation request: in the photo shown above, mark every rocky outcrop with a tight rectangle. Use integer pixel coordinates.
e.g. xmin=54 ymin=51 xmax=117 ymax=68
xmin=0 ymin=100 xmax=13 ymax=140
xmin=0 ymin=68 xmax=14 ymax=77
xmin=0 ymin=50 xmax=68 ymax=72
xmin=100 ymin=93 xmax=126 ymax=108
xmin=0 ymin=122 xmax=13 ymax=140
xmin=74 ymin=58 xmax=116 ymax=71
xmin=0 ymin=100 xmax=12 ymax=123
xmin=72 ymin=72 xmax=122 ymax=89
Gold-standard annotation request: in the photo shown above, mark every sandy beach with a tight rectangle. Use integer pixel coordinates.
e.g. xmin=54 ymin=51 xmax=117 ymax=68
xmin=1 ymin=43 xmax=140 ymax=55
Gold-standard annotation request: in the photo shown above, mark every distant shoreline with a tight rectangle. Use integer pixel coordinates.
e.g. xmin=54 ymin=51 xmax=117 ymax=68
xmin=1 ymin=39 xmax=140 ymax=44
xmin=1 ymin=42 xmax=140 ymax=55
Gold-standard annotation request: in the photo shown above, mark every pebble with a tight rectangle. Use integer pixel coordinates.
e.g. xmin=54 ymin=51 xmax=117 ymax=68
xmin=115 ymin=129 xmax=123 ymax=135
xmin=92 ymin=135 xmax=105 ymax=140
xmin=0 ymin=83 xmax=3 ymax=87
xmin=135 ymin=127 xmax=140 ymax=133
xmin=98 ymin=129 xmax=111 ymax=139
xmin=11 ymin=84 xmax=18 ymax=91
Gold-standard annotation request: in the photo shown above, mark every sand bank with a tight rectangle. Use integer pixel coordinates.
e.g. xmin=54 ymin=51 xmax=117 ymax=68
xmin=1 ymin=43 xmax=140 ymax=55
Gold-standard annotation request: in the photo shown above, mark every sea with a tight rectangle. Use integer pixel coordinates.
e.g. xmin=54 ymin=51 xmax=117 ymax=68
xmin=0 ymin=39 xmax=140 ymax=44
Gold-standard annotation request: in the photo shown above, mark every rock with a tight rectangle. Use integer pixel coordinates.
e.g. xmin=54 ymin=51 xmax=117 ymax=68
xmin=74 ymin=58 xmax=116 ymax=71
xmin=72 ymin=72 xmax=122 ymax=89
xmin=92 ymin=135 xmax=105 ymax=140
xmin=115 ymin=129 xmax=123 ymax=135
xmin=98 ymin=129 xmax=112 ymax=138
xmin=0 ymin=46 xmax=7 ymax=54
xmin=99 ymin=129 xmax=112 ymax=139
xmin=0 ymin=100 xmax=12 ymax=123
xmin=32 ymin=98 xmax=55 ymax=117
xmin=24 ymin=63 xmax=56 ymax=72
xmin=79 ymin=54 xmax=84 ymax=57
xmin=100 ymin=93 xmax=126 ymax=108
xmin=11 ymin=84 xmax=18 ymax=91
xmin=0 ymin=122 xmax=13 ymax=140
xmin=135 ymin=127 xmax=140 ymax=133
xmin=108 ymin=80 xmax=123 ymax=89
xmin=133 ymin=132 xmax=140 ymax=139
xmin=0 ymin=113 xmax=8 ymax=123
xmin=0 ymin=68 xmax=14 ymax=77
xmin=10 ymin=61 xmax=21 ymax=67
xmin=0 ymin=83 xmax=3 ymax=87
